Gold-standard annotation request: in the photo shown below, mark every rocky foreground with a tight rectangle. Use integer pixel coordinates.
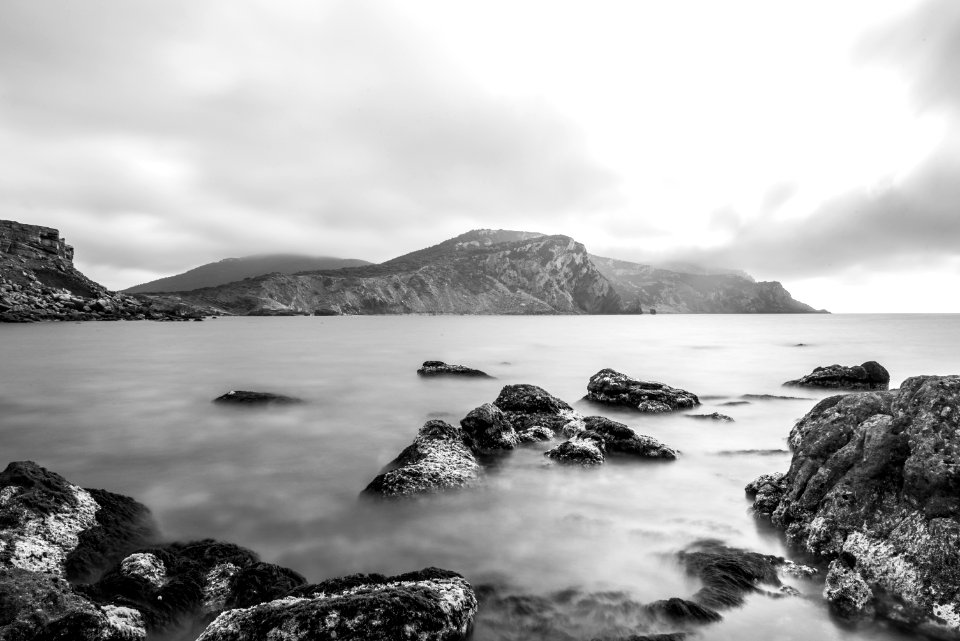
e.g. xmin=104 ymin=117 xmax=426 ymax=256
xmin=748 ymin=374 xmax=960 ymax=634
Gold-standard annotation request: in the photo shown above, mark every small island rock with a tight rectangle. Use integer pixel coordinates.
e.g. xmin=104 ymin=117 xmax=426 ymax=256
xmin=583 ymin=416 xmax=678 ymax=459
xmin=493 ymin=384 xmax=584 ymax=436
xmin=783 ymin=360 xmax=890 ymax=390
xmin=213 ymin=390 xmax=303 ymax=404
xmin=586 ymin=369 xmax=699 ymax=413
xmin=418 ymin=360 xmax=492 ymax=378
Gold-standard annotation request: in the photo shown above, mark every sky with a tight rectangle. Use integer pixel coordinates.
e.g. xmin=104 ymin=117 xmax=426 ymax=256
xmin=0 ymin=0 xmax=957 ymax=312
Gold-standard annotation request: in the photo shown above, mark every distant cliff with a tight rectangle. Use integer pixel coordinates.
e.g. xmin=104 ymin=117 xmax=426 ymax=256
xmin=167 ymin=230 xmax=623 ymax=315
xmin=124 ymin=254 xmax=371 ymax=293
xmin=590 ymin=255 xmax=824 ymax=313
xmin=0 ymin=219 xmax=215 ymax=322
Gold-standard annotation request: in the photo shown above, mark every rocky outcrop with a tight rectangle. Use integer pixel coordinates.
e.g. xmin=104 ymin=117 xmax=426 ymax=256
xmin=783 ymin=360 xmax=890 ymax=390
xmin=460 ymin=403 xmax=519 ymax=454
xmin=362 ymin=421 xmax=482 ymax=498
xmin=748 ymin=375 xmax=960 ymax=631
xmin=418 ymin=360 xmax=492 ymax=378
xmin=213 ymin=390 xmax=304 ymax=405
xmin=582 ymin=416 xmax=678 ymax=459
xmin=163 ymin=231 xmax=623 ymax=316
xmin=586 ymin=369 xmax=700 ymax=413
xmin=0 ymin=219 xmax=214 ymax=322
xmin=544 ymin=433 xmax=605 ymax=465
xmin=590 ymin=254 xmax=825 ymax=313
xmin=196 ymin=567 xmax=477 ymax=641
xmin=492 ymin=383 xmax=585 ymax=436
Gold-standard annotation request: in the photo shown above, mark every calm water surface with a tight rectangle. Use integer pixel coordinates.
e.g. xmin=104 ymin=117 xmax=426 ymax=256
xmin=2 ymin=314 xmax=958 ymax=640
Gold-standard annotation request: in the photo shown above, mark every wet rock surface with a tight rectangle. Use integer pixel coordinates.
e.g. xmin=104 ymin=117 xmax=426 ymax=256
xmin=545 ymin=433 xmax=606 ymax=466
xmin=460 ymin=403 xmax=519 ymax=454
xmin=586 ymin=369 xmax=699 ymax=413
xmin=750 ymin=375 xmax=960 ymax=631
xmin=493 ymin=384 xmax=585 ymax=435
xmin=582 ymin=416 xmax=677 ymax=459
xmin=418 ymin=360 xmax=492 ymax=378
xmin=196 ymin=567 xmax=478 ymax=641
xmin=362 ymin=420 xmax=482 ymax=498
xmin=212 ymin=390 xmax=304 ymax=405
xmin=783 ymin=360 xmax=890 ymax=390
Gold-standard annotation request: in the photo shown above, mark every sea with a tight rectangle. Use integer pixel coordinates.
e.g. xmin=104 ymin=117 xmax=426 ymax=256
xmin=1 ymin=314 xmax=958 ymax=640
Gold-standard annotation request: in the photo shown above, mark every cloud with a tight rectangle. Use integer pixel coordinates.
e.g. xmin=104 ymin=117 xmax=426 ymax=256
xmin=0 ymin=1 xmax=618 ymax=286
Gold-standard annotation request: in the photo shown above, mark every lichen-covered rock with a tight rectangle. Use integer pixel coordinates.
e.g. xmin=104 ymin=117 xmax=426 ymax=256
xmin=120 ymin=552 xmax=166 ymax=588
xmin=460 ymin=403 xmax=519 ymax=454
xmin=0 ymin=461 xmax=155 ymax=582
xmin=582 ymin=416 xmax=678 ymax=459
xmin=0 ymin=566 xmax=146 ymax=640
xmin=783 ymin=360 xmax=890 ymax=390
xmin=417 ymin=361 xmax=492 ymax=378
xmin=586 ymin=369 xmax=699 ymax=413
xmin=362 ymin=421 xmax=482 ymax=498
xmin=212 ymin=390 xmax=303 ymax=405
xmin=744 ymin=472 xmax=786 ymax=516
xmin=823 ymin=559 xmax=875 ymax=619
xmin=752 ymin=375 xmax=960 ymax=630
xmin=195 ymin=567 xmax=477 ymax=641
xmin=493 ymin=384 xmax=584 ymax=436
xmin=544 ymin=433 xmax=605 ymax=466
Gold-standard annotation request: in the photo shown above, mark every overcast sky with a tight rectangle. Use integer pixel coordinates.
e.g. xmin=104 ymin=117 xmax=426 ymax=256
xmin=1 ymin=0 xmax=957 ymax=312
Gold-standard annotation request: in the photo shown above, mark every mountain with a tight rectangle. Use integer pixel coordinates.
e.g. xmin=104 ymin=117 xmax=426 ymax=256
xmin=124 ymin=254 xmax=371 ymax=293
xmin=0 ymin=219 xmax=214 ymax=322
xmin=590 ymin=255 xmax=823 ymax=313
xmin=163 ymin=230 xmax=622 ymax=315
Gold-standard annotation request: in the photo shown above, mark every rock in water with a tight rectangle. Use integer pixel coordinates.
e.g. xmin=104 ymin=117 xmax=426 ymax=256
xmin=362 ymin=421 xmax=482 ymax=498
xmin=196 ymin=567 xmax=477 ymax=641
xmin=582 ymin=416 xmax=678 ymax=459
xmin=212 ymin=390 xmax=303 ymax=405
xmin=586 ymin=369 xmax=699 ymax=413
xmin=492 ymin=384 xmax=585 ymax=436
xmin=748 ymin=375 xmax=960 ymax=630
xmin=544 ymin=433 xmax=605 ymax=465
xmin=783 ymin=360 xmax=890 ymax=390
xmin=418 ymin=360 xmax=492 ymax=378
xmin=460 ymin=403 xmax=519 ymax=454
xmin=686 ymin=412 xmax=734 ymax=422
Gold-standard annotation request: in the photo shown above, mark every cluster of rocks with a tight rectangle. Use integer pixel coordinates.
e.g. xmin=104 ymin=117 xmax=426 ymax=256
xmin=783 ymin=360 xmax=890 ymax=390
xmin=0 ymin=461 xmax=478 ymax=641
xmin=747 ymin=374 xmax=960 ymax=634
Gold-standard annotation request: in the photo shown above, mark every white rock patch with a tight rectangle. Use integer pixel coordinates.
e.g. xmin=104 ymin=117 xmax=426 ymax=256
xmin=99 ymin=604 xmax=147 ymax=640
xmin=120 ymin=552 xmax=167 ymax=589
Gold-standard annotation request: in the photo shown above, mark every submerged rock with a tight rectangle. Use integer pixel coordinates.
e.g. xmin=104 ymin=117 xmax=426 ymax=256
xmin=0 ymin=460 xmax=156 ymax=582
xmin=586 ymin=369 xmax=699 ymax=413
xmin=686 ymin=412 xmax=734 ymax=422
xmin=582 ymin=416 xmax=677 ymax=459
xmin=460 ymin=403 xmax=519 ymax=454
xmin=212 ymin=390 xmax=303 ymax=404
xmin=644 ymin=597 xmax=722 ymax=623
xmin=544 ymin=433 xmax=605 ymax=465
xmin=418 ymin=360 xmax=492 ymax=378
xmin=362 ymin=420 xmax=482 ymax=498
xmin=750 ymin=375 xmax=960 ymax=630
xmin=493 ymin=384 xmax=584 ymax=436
xmin=196 ymin=567 xmax=478 ymax=641
xmin=783 ymin=360 xmax=890 ymax=390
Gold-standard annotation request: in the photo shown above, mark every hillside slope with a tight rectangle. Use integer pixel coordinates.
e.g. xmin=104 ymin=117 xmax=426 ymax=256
xmin=124 ymin=254 xmax=371 ymax=293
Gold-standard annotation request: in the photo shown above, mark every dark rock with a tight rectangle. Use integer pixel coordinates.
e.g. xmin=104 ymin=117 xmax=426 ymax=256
xmin=719 ymin=400 xmax=751 ymax=406
xmin=493 ymin=384 xmax=584 ymax=436
xmin=212 ymin=390 xmax=303 ymax=405
xmin=460 ymin=403 xmax=518 ymax=454
xmin=586 ymin=369 xmax=699 ymax=413
xmin=244 ymin=308 xmax=310 ymax=316
xmin=744 ymin=472 xmax=786 ymax=516
xmin=0 ymin=567 xmax=146 ymax=640
xmin=686 ymin=412 xmax=734 ymax=422
xmin=544 ymin=434 xmax=605 ymax=466
xmin=783 ymin=360 xmax=890 ymax=390
xmin=196 ymin=567 xmax=477 ymax=641
xmin=582 ymin=416 xmax=677 ymax=459
xmin=418 ymin=360 xmax=492 ymax=378
xmin=741 ymin=394 xmax=812 ymax=401
xmin=362 ymin=421 xmax=481 ymax=498
xmin=517 ymin=426 xmax=554 ymax=443
xmin=644 ymin=597 xmax=722 ymax=623
xmin=752 ymin=375 xmax=960 ymax=630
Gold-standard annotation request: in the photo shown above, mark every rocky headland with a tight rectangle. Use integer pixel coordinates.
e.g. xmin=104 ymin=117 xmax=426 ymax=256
xmin=747 ymin=374 xmax=960 ymax=633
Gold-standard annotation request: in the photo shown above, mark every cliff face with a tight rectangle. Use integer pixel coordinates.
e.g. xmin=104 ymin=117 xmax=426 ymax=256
xmin=0 ymin=219 xmax=214 ymax=322
xmin=590 ymin=255 xmax=823 ymax=313
xmin=172 ymin=232 xmax=623 ymax=315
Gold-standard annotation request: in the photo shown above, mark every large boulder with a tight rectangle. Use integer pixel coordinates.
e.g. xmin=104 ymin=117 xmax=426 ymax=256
xmin=196 ymin=567 xmax=477 ymax=641
xmin=748 ymin=375 xmax=960 ymax=631
xmin=586 ymin=369 xmax=699 ymax=413
xmin=417 ymin=361 xmax=492 ymax=378
xmin=492 ymin=384 xmax=584 ymax=435
xmin=783 ymin=360 xmax=890 ymax=390
xmin=582 ymin=416 xmax=678 ymax=459
xmin=460 ymin=403 xmax=519 ymax=454
xmin=362 ymin=421 xmax=482 ymax=498
xmin=0 ymin=461 xmax=156 ymax=581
